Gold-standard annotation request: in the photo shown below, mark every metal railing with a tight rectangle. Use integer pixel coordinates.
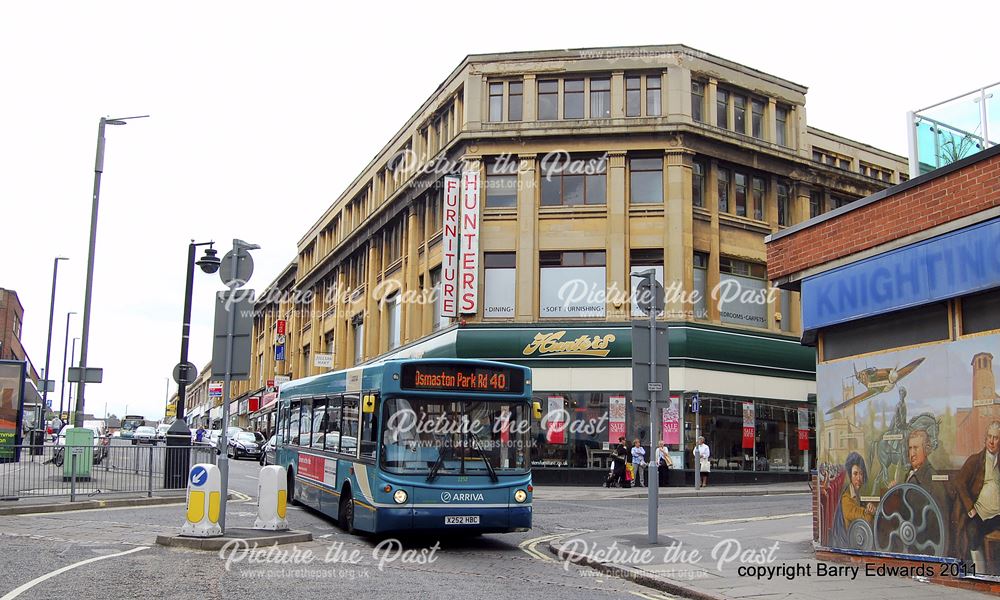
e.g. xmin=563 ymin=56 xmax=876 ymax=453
xmin=0 ymin=442 xmax=217 ymax=502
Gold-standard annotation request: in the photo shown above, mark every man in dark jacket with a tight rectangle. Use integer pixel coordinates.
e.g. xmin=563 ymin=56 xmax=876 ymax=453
xmin=903 ymin=429 xmax=950 ymax=523
xmin=951 ymin=421 xmax=1000 ymax=573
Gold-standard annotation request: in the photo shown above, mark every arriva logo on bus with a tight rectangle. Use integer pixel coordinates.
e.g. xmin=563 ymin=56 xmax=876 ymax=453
xmin=441 ymin=491 xmax=485 ymax=503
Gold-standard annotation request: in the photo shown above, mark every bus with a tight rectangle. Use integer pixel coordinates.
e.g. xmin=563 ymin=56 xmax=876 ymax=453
xmin=275 ymin=358 xmax=533 ymax=534
xmin=120 ymin=415 xmax=146 ymax=439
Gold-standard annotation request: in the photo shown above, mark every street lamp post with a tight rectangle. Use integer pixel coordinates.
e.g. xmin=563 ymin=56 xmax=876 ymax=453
xmin=68 ymin=337 xmax=79 ymax=416
xmin=74 ymin=115 xmax=148 ymax=427
xmin=165 ymin=241 xmax=221 ymax=489
xmin=59 ymin=311 xmax=77 ymax=423
xmin=42 ymin=257 xmax=68 ymax=410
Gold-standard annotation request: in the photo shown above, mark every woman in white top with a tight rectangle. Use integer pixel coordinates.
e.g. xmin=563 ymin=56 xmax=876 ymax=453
xmin=694 ymin=436 xmax=710 ymax=487
xmin=656 ymin=441 xmax=673 ymax=486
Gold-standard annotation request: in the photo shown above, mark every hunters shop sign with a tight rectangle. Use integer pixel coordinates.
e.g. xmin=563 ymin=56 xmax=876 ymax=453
xmin=522 ymin=331 xmax=617 ymax=357
xmin=453 ymin=327 xmax=631 ymax=361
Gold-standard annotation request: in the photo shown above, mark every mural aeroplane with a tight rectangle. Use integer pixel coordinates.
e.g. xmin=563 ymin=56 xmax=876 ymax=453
xmin=825 ymin=358 xmax=925 ymax=415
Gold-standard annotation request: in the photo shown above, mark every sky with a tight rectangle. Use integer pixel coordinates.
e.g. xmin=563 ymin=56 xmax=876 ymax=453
xmin=3 ymin=0 xmax=999 ymax=422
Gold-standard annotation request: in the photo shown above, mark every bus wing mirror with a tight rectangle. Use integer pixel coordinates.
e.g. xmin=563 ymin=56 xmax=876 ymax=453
xmin=532 ymin=401 xmax=542 ymax=420
xmin=363 ymin=394 xmax=376 ymax=414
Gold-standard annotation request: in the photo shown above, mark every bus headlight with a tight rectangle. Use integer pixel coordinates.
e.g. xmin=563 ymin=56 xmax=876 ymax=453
xmin=393 ymin=489 xmax=408 ymax=504
xmin=514 ymin=489 xmax=527 ymax=503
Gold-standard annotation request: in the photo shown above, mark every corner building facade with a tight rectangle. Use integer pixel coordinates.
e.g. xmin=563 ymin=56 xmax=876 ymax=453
xmin=239 ymin=46 xmax=907 ymax=483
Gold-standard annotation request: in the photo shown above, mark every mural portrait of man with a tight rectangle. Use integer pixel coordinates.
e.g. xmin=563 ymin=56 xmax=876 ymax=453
xmin=952 ymin=421 xmax=1000 ymax=572
xmin=902 ymin=428 xmax=950 ymax=521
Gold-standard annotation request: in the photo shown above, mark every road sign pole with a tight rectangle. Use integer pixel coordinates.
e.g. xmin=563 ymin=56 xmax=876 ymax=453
xmin=646 ymin=280 xmax=659 ymax=545
xmin=694 ymin=392 xmax=701 ymax=490
xmin=218 ymin=243 xmax=240 ymax=533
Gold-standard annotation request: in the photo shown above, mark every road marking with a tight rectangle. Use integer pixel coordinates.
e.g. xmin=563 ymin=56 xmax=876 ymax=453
xmin=0 ymin=546 xmax=148 ymax=600
xmin=518 ymin=533 xmax=562 ymax=562
xmin=630 ymin=591 xmax=676 ymax=600
xmin=692 ymin=512 xmax=811 ymax=526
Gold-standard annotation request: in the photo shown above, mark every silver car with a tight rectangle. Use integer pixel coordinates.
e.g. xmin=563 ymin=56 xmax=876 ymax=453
xmin=133 ymin=426 xmax=157 ymax=444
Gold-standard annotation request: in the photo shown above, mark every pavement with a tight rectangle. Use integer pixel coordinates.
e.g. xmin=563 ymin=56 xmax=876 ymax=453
xmin=531 ymin=481 xmax=810 ymax=501
xmin=547 ymin=517 xmax=997 ymax=600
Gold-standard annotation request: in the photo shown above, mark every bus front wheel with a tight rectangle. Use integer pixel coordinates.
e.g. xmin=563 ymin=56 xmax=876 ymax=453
xmin=338 ymin=489 xmax=355 ymax=534
xmin=287 ymin=469 xmax=301 ymax=506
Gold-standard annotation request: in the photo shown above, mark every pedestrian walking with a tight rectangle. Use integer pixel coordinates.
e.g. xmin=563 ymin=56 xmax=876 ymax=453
xmin=608 ymin=436 xmax=630 ymax=488
xmin=656 ymin=441 xmax=673 ymax=486
xmin=694 ymin=436 xmax=711 ymax=487
xmin=631 ymin=438 xmax=647 ymax=487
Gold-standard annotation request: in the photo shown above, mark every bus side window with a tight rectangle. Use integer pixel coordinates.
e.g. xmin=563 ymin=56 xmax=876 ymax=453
xmin=360 ymin=392 xmax=380 ymax=460
xmin=312 ymin=397 xmax=326 ymax=448
xmin=299 ymin=399 xmax=313 ymax=447
xmin=341 ymin=394 xmax=359 ymax=457
xmin=276 ymin=406 xmax=285 ymax=445
xmin=323 ymin=395 xmax=343 ymax=453
xmin=288 ymin=403 xmax=301 ymax=447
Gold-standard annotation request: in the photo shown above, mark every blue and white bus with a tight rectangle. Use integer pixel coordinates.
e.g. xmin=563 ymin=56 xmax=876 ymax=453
xmin=275 ymin=358 xmax=533 ymax=534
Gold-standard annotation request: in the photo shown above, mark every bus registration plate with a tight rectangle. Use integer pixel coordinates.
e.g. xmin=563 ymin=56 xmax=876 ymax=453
xmin=445 ymin=516 xmax=480 ymax=525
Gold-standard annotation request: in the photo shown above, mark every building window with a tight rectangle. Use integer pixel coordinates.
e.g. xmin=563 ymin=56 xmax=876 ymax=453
xmin=962 ymin=289 xmax=1000 ymax=335
xmin=809 ymin=190 xmax=823 ymax=218
xmin=717 ymin=89 xmax=729 ymax=129
xmin=486 ymin=160 xmax=518 ymax=208
xmin=539 ymin=251 xmax=606 ymax=318
xmin=830 ymin=195 xmax=853 ymax=210
xmin=428 ymin=188 xmax=443 ymax=234
xmin=734 ymin=95 xmax=746 ymax=134
xmin=509 ymin=81 xmax=523 ymax=121
xmin=353 ymin=319 xmax=364 ymax=364
xmin=718 ymin=168 xmax=730 ymax=213
xmin=325 ymin=332 xmax=335 ymax=354
xmin=751 ymin=99 xmax=764 ymax=139
xmin=488 ymin=82 xmax=503 ymax=123
xmin=646 ymin=75 xmax=661 ymax=117
xmin=590 ymin=78 xmax=611 ymax=118
xmin=629 ymin=157 xmax=663 ymax=204
xmin=630 ymin=249 xmax=664 ymax=317
xmin=691 ymin=80 xmax=704 ymax=123
xmin=484 ymin=252 xmax=516 ymax=319
xmin=430 ymin=268 xmax=448 ymax=331
xmin=777 ymin=182 xmax=790 ymax=227
xmin=692 ymin=161 xmax=705 ymax=208
xmin=12 ymin=315 xmax=21 ymax=339
xmin=776 ymin=106 xmax=789 ymax=146
xmin=822 ymin=302 xmax=949 ymax=361
xmin=719 ymin=257 xmax=767 ymax=328
xmin=751 ymin=176 xmax=765 ymax=221
xmin=387 ymin=295 xmax=401 ymax=350
xmin=564 ymin=79 xmax=584 ymax=119
xmin=779 ymin=289 xmax=791 ymax=332
xmin=541 ymin=155 xmax=606 ymax=206
xmin=302 ymin=344 xmax=311 ymax=377
xmin=538 ymin=80 xmax=558 ymax=120
xmin=693 ymin=252 xmax=708 ymax=319
xmin=734 ymin=173 xmax=748 ymax=217
xmin=626 ymin=76 xmax=641 ymax=117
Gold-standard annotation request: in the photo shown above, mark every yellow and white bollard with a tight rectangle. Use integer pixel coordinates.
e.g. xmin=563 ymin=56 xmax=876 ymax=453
xmin=254 ymin=465 xmax=289 ymax=530
xmin=181 ymin=464 xmax=223 ymax=537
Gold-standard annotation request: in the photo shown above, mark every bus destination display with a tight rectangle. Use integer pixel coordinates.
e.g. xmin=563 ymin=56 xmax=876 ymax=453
xmin=400 ymin=364 xmax=524 ymax=394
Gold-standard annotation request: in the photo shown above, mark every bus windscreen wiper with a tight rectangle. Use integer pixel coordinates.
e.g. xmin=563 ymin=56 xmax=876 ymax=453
xmin=468 ymin=431 xmax=498 ymax=483
xmin=426 ymin=446 xmax=447 ymax=482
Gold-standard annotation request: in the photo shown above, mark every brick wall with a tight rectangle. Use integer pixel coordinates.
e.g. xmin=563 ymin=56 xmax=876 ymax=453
xmin=768 ymin=151 xmax=1000 ymax=281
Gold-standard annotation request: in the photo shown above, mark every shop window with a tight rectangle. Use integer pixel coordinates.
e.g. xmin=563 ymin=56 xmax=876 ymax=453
xmin=484 ymin=252 xmax=516 ymax=319
xmin=821 ymin=302 xmax=950 ymax=361
xmin=539 ymin=251 xmax=606 ymax=318
xmin=962 ymin=289 xmax=1000 ymax=335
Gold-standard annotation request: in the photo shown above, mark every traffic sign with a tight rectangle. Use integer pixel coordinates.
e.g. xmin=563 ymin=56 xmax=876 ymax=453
xmin=275 ymin=345 xmax=285 ymax=361
xmin=635 ymin=278 xmax=665 ymax=316
xmin=275 ymin=334 xmax=286 ymax=345
xmin=173 ymin=361 xmax=198 ymax=385
xmin=692 ymin=393 xmax=700 ymax=414
xmin=190 ymin=465 xmax=208 ymax=487
xmin=276 ymin=319 xmax=286 ymax=335
xmin=219 ymin=248 xmax=254 ymax=288
xmin=647 ymin=382 xmax=663 ymax=392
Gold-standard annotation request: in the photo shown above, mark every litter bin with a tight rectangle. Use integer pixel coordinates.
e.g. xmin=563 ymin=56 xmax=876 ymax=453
xmin=31 ymin=430 xmax=45 ymax=455
xmin=164 ymin=420 xmax=192 ymax=489
xmin=63 ymin=427 xmax=94 ymax=481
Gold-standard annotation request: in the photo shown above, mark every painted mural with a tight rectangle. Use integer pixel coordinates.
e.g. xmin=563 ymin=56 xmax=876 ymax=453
xmin=817 ymin=334 xmax=1000 ymax=575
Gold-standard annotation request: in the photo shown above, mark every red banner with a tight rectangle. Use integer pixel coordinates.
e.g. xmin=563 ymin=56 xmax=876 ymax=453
xmin=798 ymin=428 xmax=810 ymax=451
xmin=742 ymin=402 xmax=755 ymax=449
xmin=662 ymin=396 xmax=680 ymax=445
xmin=743 ymin=427 xmax=755 ymax=449
xmin=545 ymin=396 xmax=565 ymax=444
xmin=298 ymin=453 xmax=324 ymax=482
xmin=276 ymin=320 xmax=286 ymax=335
xmin=609 ymin=395 xmax=626 ymax=445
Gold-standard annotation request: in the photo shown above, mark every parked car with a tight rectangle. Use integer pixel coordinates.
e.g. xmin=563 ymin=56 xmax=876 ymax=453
xmin=133 ymin=426 xmax=157 ymax=444
xmin=227 ymin=431 xmax=262 ymax=460
xmin=52 ymin=425 xmax=109 ymax=466
xmin=259 ymin=435 xmax=276 ymax=466
xmin=155 ymin=423 xmax=171 ymax=441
